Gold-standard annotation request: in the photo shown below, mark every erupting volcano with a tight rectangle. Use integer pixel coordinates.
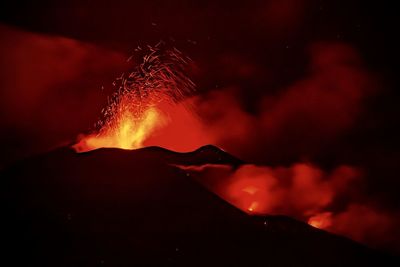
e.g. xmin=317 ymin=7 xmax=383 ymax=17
xmin=66 ymin=45 xmax=398 ymax=253
xmin=1 ymin=2 xmax=399 ymax=264
xmin=73 ymin=45 xmax=196 ymax=153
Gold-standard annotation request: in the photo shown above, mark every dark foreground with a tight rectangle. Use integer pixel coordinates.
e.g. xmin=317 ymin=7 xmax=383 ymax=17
xmin=0 ymin=145 xmax=397 ymax=266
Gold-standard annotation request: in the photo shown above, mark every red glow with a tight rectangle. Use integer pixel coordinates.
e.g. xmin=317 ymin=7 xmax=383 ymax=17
xmin=74 ymin=98 xmax=212 ymax=153
xmin=74 ymin=100 xmax=166 ymax=152
xmin=143 ymin=100 xmax=212 ymax=151
xmin=178 ymin=162 xmax=399 ymax=250
xmin=217 ymin=164 xmax=358 ymax=216
xmin=308 ymin=212 xmax=333 ymax=229
xmin=226 ymin=166 xmax=280 ymax=215
xmin=72 ymin=46 xmax=208 ymax=153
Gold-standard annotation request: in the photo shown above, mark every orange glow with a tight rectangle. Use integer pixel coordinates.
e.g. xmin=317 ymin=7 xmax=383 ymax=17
xmin=73 ymin=98 xmax=213 ymax=153
xmin=247 ymin=201 xmax=259 ymax=213
xmin=72 ymin=45 xmax=205 ymax=153
xmin=308 ymin=212 xmax=332 ymax=229
xmin=143 ymin=100 xmax=212 ymax=151
xmin=226 ymin=167 xmax=280 ymax=215
xmin=74 ymin=103 xmax=166 ymax=152
xmin=177 ymin=163 xmax=360 ymax=224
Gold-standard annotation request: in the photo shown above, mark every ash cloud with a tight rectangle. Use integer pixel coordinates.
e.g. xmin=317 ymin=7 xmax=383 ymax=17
xmin=192 ymin=42 xmax=377 ymax=163
xmin=167 ymin=42 xmax=398 ymax=252
xmin=179 ymin=162 xmax=399 ymax=252
xmin=0 ymin=0 xmax=398 ymax=255
xmin=0 ymin=24 xmax=127 ymax=165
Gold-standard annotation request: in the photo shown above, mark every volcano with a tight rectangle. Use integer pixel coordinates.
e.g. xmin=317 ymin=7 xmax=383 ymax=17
xmin=0 ymin=145 xmax=396 ymax=266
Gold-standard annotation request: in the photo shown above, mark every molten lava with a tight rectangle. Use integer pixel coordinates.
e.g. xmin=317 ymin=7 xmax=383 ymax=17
xmin=308 ymin=212 xmax=333 ymax=229
xmin=74 ymin=104 xmax=166 ymax=152
xmin=73 ymin=45 xmax=197 ymax=153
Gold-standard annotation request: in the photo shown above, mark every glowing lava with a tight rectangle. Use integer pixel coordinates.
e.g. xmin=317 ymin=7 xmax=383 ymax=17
xmin=247 ymin=201 xmax=260 ymax=213
xmin=74 ymin=104 xmax=166 ymax=152
xmin=308 ymin=212 xmax=332 ymax=229
xmin=227 ymin=171 xmax=277 ymax=215
xmin=73 ymin=45 xmax=197 ymax=153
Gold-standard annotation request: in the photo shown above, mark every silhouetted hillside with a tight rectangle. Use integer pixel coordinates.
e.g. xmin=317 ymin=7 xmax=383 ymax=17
xmin=0 ymin=146 xmax=396 ymax=266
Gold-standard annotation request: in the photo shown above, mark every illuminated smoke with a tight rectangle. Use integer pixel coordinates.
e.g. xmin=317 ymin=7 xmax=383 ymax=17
xmin=191 ymin=43 xmax=376 ymax=163
xmin=308 ymin=212 xmax=333 ymax=229
xmin=177 ymin=162 xmax=399 ymax=251
xmin=67 ymin=39 xmax=398 ymax=251
xmin=178 ymin=163 xmax=360 ymax=216
xmin=73 ymin=44 xmax=196 ymax=152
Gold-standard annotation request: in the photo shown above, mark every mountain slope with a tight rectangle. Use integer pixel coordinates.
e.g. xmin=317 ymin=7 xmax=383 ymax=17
xmin=0 ymin=146 xmax=396 ymax=266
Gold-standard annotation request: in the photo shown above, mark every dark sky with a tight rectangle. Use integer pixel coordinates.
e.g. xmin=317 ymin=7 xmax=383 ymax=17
xmin=0 ymin=0 xmax=398 ymax=100
xmin=1 ymin=1 xmax=398 ymax=168
xmin=1 ymin=1 xmax=398 ymax=114
xmin=0 ymin=0 xmax=399 ymax=253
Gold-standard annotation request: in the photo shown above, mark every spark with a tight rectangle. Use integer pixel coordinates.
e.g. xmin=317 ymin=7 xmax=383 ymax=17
xmin=73 ymin=44 xmax=195 ymax=152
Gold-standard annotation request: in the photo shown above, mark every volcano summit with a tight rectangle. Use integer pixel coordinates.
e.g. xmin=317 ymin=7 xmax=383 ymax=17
xmin=1 ymin=145 xmax=396 ymax=266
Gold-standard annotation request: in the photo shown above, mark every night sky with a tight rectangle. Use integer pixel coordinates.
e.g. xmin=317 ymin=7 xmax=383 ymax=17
xmin=0 ymin=0 xmax=399 ymax=253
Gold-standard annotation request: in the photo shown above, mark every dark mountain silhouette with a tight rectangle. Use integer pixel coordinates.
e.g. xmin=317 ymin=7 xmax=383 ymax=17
xmin=1 ymin=145 xmax=396 ymax=266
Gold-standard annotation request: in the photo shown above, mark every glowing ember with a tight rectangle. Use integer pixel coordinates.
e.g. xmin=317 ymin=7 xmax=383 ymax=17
xmin=308 ymin=212 xmax=333 ymax=229
xmin=227 ymin=172 xmax=276 ymax=215
xmin=74 ymin=106 xmax=166 ymax=151
xmin=247 ymin=201 xmax=259 ymax=213
xmin=73 ymin=44 xmax=195 ymax=152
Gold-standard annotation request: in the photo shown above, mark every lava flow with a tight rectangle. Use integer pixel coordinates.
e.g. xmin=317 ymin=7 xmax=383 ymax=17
xmin=73 ymin=45 xmax=196 ymax=153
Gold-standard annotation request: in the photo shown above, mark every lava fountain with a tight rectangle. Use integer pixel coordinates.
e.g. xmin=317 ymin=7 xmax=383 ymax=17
xmin=73 ymin=45 xmax=196 ymax=152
